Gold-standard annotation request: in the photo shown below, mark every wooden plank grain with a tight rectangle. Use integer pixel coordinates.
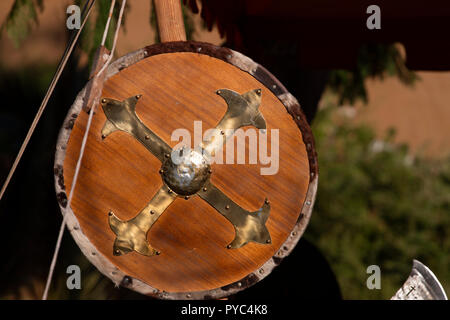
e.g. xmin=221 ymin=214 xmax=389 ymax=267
xmin=63 ymin=52 xmax=309 ymax=293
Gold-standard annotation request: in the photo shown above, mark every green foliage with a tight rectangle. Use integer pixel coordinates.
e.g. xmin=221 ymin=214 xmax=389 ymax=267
xmin=1 ymin=0 xmax=43 ymax=48
xmin=2 ymin=0 xmax=195 ymax=66
xmin=306 ymin=106 xmax=450 ymax=299
xmin=328 ymin=44 xmax=418 ymax=105
xmin=75 ymin=0 xmax=130 ymax=68
xmin=1 ymin=0 xmax=130 ymax=67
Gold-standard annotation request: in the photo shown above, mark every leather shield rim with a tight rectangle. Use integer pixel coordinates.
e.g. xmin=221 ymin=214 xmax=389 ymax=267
xmin=54 ymin=41 xmax=318 ymax=300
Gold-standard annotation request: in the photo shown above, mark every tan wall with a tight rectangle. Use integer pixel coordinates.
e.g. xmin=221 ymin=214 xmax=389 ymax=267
xmin=353 ymin=72 xmax=450 ymax=158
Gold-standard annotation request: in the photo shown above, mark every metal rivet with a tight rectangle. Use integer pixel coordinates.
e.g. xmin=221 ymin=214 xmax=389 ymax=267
xmin=197 ymin=47 xmax=202 ymax=52
xmin=311 ymin=172 xmax=315 ymax=178
xmin=227 ymin=244 xmax=232 ymax=249
xmin=220 ymin=130 xmax=225 ymax=135
xmin=296 ymin=115 xmax=301 ymax=120
xmin=115 ymin=249 xmax=120 ymax=254
xmin=144 ymin=50 xmax=148 ymax=56
xmin=136 ymin=95 xmax=142 ymax=99
xmin=186 ymin=294 xmax=192 ymax=298
xmin=203 ymin=187 xmax=207 ymax=192
xmin=156 ymin=251 xmax=161 ymax=255
xmin=265 ymin=199 xmax=270 ymax=205
xmin=159 ymin=169 xmax=164 ymax=174
xmin=208 ymin=169 xmax=212 ymax=174
xmin=266 ymin=239 xmax=271 ymax=244
xmin=292 ymin=231 xmax=297 ymax=236
xmin=185 ymin=196 xmax=190 ymax=200
xmin=145 ymin=135 xmax=150 ymax=140
xmin=252 ymin=68 xmax=257 ymax=73
xmin=101 ymin=99 xmax=107 ymax=104
xmin=272 ymin=84 xmax=277 ymax=89
xmin=165 ymin=153 xmax=170 ymax=158
xmin=227 ymin=54 xmax=232 ymax=59
xmin=92 ymin=252 xmax=96 ymax=256
xmin=256 ymin=89 xmax=262 ymax=95
xmin=259 ymin=269 xmax=264 ymax=274
xmin=122 ymin=276 xmax=132 ymax=285
xmin=73 ymin=226 xmax=79 ymax=230
xmin=150 ymin=210 xmax=155 ymax=215
xmin=225 ymin=205 xmax=230 ymax=210
xmin=168 ymin=190 xmax=172 ymax=194
xmin=306 ymin=200 xmax=311 ymax=205
xmin=108 ymin=211 xmax=113 ymax=216
xmin=216 ymin=90 xmax=221 ymax=95
xmin=237 ymin=282 xmax=242 ymax=287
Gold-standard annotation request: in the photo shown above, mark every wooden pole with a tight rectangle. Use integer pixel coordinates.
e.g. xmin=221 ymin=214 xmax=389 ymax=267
xmin=153 ymin=0 xmax=187 ymax=42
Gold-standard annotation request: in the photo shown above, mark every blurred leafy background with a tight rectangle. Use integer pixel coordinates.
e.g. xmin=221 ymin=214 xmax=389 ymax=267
xmin=0 ymin=0 xmax=448 ymax=300
xmin=308 ymin=101 xmax=450 ymax=299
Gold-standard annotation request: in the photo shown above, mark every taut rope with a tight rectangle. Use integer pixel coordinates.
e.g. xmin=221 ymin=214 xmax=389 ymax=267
xmin=42 ymin=0 xmax=127 ymax=300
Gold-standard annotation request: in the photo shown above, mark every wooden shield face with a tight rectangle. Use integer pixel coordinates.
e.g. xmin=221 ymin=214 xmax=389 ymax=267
xmin=55 ymin=42 xmax=318 ymax=299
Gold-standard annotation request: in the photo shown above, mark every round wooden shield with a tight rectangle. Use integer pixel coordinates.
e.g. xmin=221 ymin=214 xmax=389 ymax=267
xmin=54 ymin=41 xmax=318 ymax=299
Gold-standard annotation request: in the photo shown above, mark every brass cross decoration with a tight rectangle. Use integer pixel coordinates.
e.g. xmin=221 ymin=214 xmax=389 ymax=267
xmin=100 ymin=88 xmax=271 ymax=257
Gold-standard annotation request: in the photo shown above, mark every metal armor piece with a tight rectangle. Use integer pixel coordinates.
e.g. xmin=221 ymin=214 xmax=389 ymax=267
xmin=101 ymin=89 xmax=272 ymax=256
xmin=202 ymin=89 xmax=265 ymax=155
xmin=108 ymin=184 xmax=177 ymax=256
xmin=391 ymin=260 xmax=448 ymax=300
xmin=199 ymin=180 xmax=271 ymax=249
xmin=101 ymin=95 xmax=171 ymax=162
xmin=161 ymin=147 xmax=211 ymax=196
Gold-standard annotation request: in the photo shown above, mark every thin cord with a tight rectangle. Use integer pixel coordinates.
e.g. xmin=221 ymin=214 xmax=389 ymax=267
xmin=0 ymin=0 xmax=96 ymax=203
xmin=101 ymin=0 xmax=116 ymax=46
xmin=97 ymin=0 xmax=126 ymax=77
xmin=41 ymin=0 xmax=127 ymax=300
